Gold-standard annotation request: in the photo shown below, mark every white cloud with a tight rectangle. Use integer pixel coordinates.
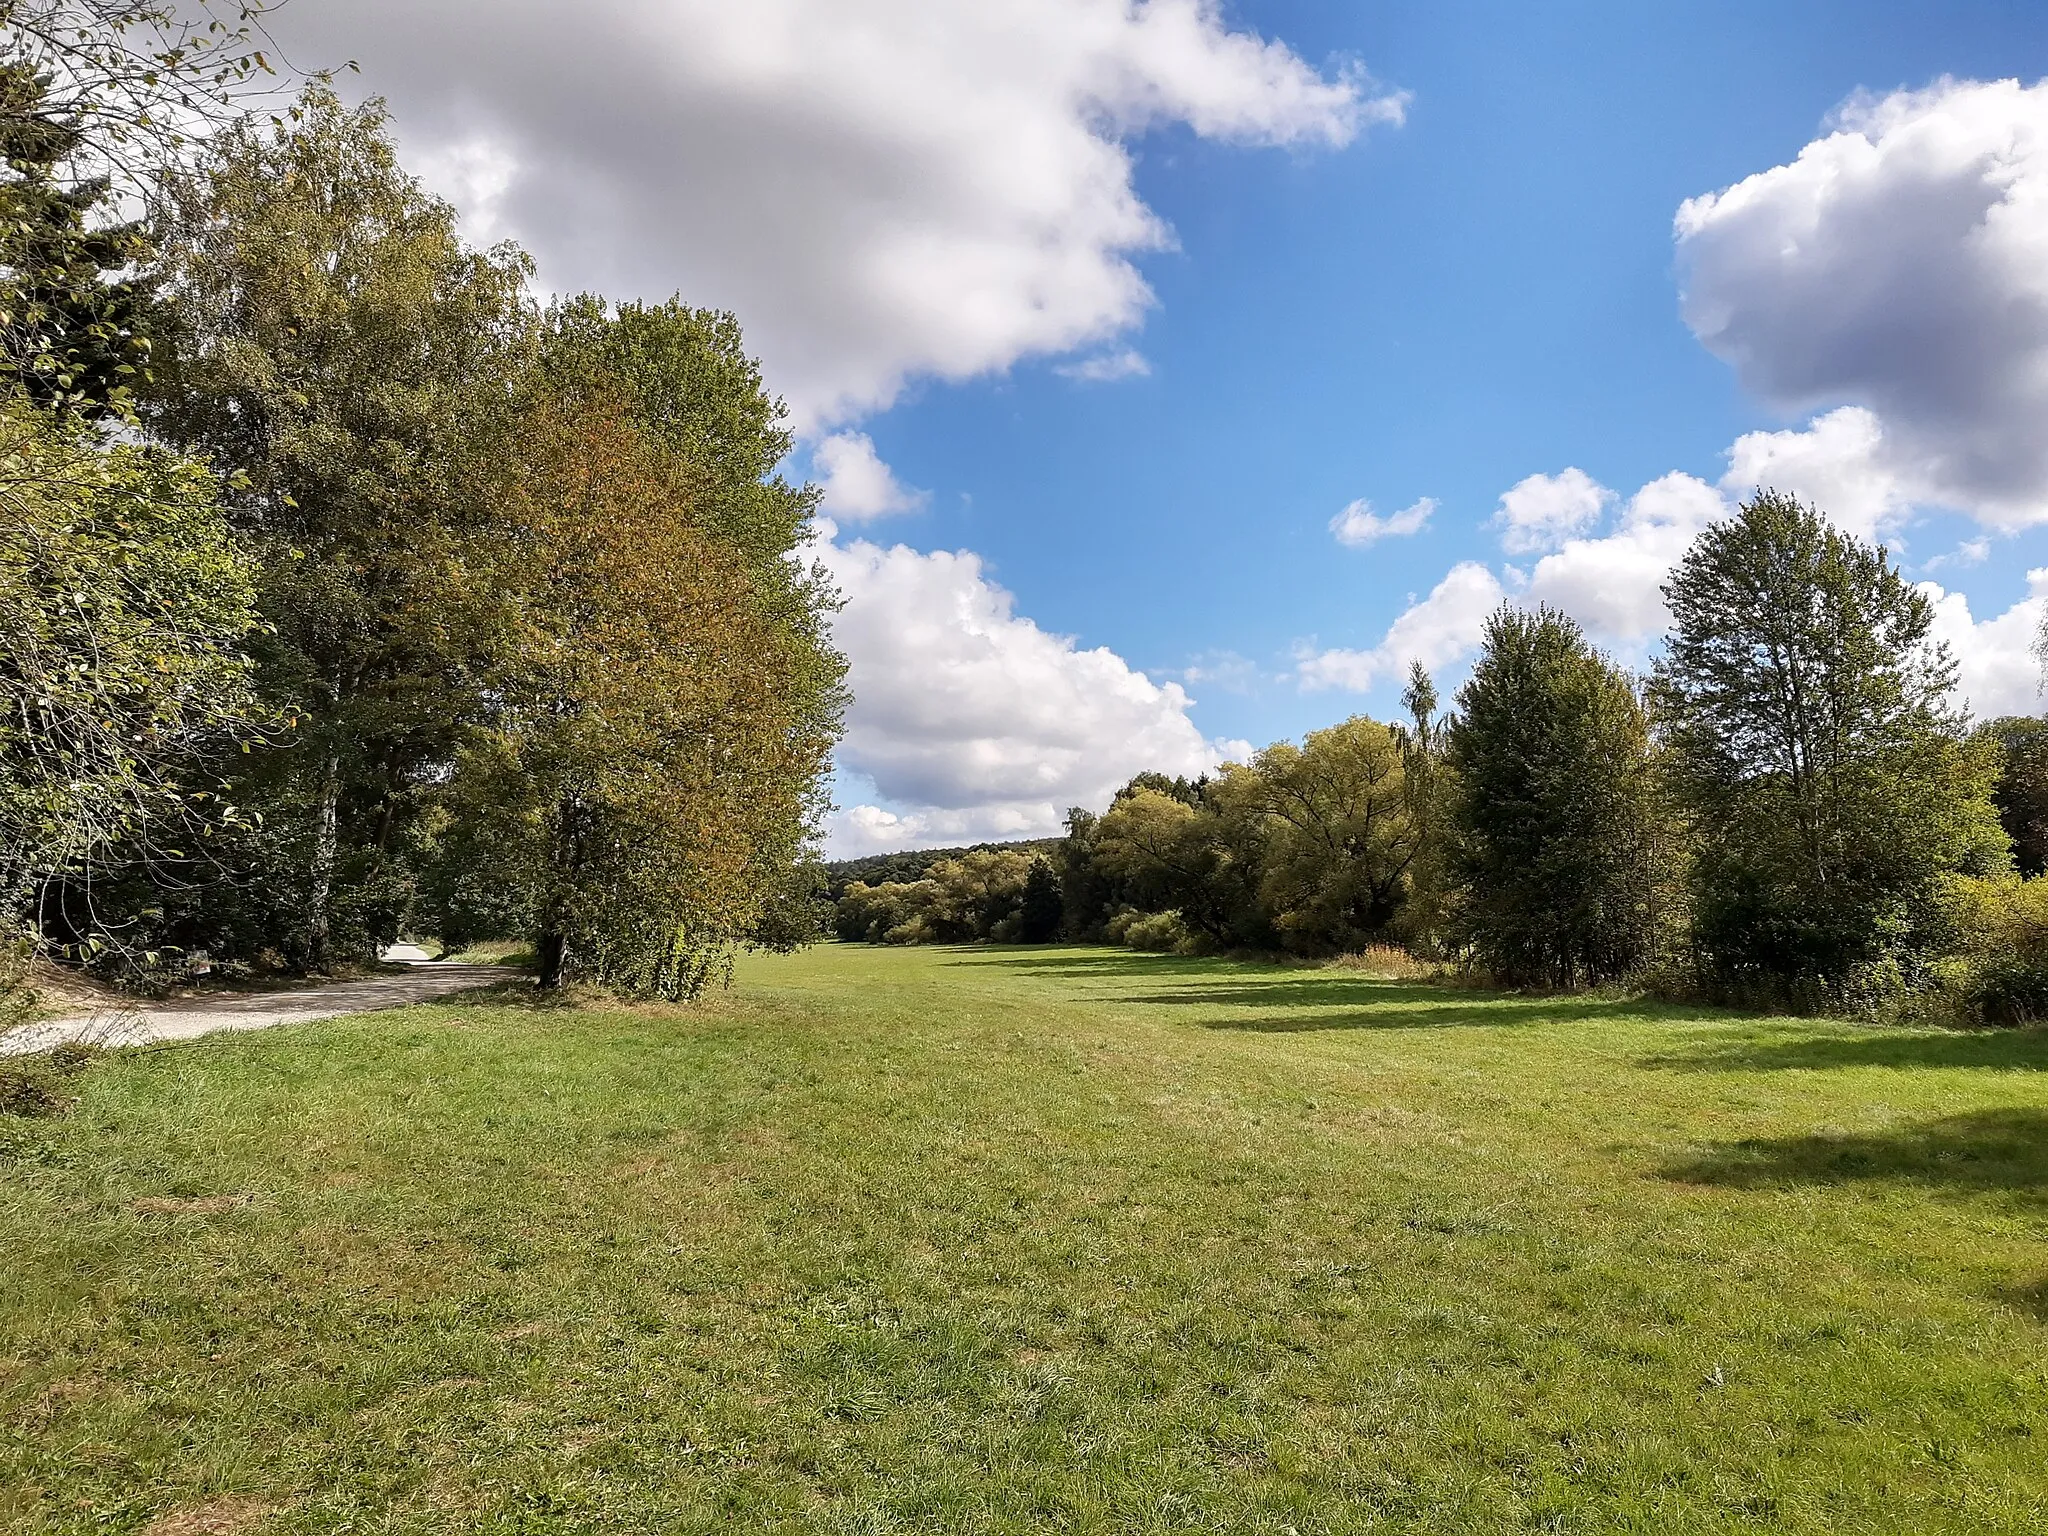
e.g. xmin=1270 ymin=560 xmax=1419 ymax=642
xmin=814 ymin=523 xmax=1236 ymax=852
xmin=1329 ymin=495 xmax=1436 ymax=548
xmin=1055 ymin=348 xmax=1152 ymax=383
xmin=272 ymin=0 xmax=1401 ymax=428
xmin=1720 ymin=406 xmax=1913 ymax=541
xmin=1493 ymin=468 xmax=1614 ymax=555
xmin=1922 ymin=569 xmax=2048 ymax=719
xmin=1677 ymin=77 xmax=2048 ymax=528
xmin=1523 ymin=472 xmax=1728 ymax=642
xmin=1296 ymin=561 xmax=1505 ymax=691
xmin=812 ymin=432 xmax=929 ymax=520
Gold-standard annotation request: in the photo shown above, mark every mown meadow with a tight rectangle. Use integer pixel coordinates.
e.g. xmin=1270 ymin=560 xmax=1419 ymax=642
xmin=4 ymin=943 xmax=2046 ymax=1534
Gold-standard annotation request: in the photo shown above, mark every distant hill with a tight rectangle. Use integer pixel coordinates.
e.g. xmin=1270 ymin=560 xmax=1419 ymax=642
xmin=824 ymin=838 xmax=1061 ymax=897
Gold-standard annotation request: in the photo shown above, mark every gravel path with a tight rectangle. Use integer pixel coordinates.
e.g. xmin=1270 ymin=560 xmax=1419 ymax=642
xmin=2 ymin=963 xmax=508 ymax=1056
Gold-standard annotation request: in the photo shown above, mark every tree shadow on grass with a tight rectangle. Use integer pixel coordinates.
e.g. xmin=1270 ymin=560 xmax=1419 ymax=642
xmin=1996 ymin=1275 xmax=2048 ymax=1323
xmin=1664 ymin=1108 xmax=2048 ymax=1203
xmin=1646 ymin=1027 xmax=2048 ymax=1075
xmin=952 ymin=948 xmax=1732 ymax=1032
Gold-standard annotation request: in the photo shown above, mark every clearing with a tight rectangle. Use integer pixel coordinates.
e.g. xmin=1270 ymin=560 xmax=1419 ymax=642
xmin=2 ymin=943 xmax=2045 ymax=1534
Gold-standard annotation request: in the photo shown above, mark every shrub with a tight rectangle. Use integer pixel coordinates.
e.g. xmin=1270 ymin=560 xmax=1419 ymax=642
xmin=1121 ymin=910 xmax=1190 ymax=953
xmin=1326 ymin=944 xmax=1431 ymax=980
xmin=1929 ymin=875 xmax=2048 ymax=1025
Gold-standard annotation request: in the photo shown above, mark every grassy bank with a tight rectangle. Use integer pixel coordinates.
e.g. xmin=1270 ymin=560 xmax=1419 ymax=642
xmin=3 ymin=944 xmax=2046 ymax=1533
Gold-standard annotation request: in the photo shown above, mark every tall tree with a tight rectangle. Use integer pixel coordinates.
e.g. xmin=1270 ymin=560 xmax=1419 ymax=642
xmin=1018 ymin=857 xmax=1063 ymax=943
xmin=1394 ymin=660 xmax=1454 ymax=952
xmin=1447 ymin=605 xmax=1667 ymax=987
xmin=531 ymin=296 xmax=845 ymax=913
xmin=1654 ymin=490 xmax=2004 ymax=1002
xmin=146 ymin=87 xmax=535 ymax=965
xmin=449 ymin=392 xmax=840 ymax=996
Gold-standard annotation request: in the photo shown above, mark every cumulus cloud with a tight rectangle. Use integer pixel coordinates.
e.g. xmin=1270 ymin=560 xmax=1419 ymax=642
xmin=812 ymin=432 xmax=929 ymax=520
xmin=1324 ymin=455 xmax=2042 ymax=723
xmin=1522 ymin=472 xmax=1727 ymax=642
xmin=813 ymin=524 xmax=1237 ymax=852
xmin=1493 ymin=468 xmax=1614 ymax=555
xmin=271 ymin=0 xmax=1401 ymax=427
xmin=1677 ymin=77 xmax=2048 ymax=528
xmin=1924 ymin=570 xmax=2048 ymax=719
xmin=1329 ymin=495 xmax=1436 ymax=548
xmin=1296 ymin=561 xmax=1506 ymax=691
xmin=1720 ymin=406 xmax=1913 ymax=541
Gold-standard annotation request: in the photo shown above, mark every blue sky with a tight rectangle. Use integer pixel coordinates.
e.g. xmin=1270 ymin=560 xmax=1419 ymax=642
xmin=279 ymin=0 xmax=2048 ymax=851
xmin=866 ymin=0 xmax=2048 ymax=742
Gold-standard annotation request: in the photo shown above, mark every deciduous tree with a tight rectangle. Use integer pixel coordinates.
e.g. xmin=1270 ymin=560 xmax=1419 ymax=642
xmin=1654 ymin=490 xmax=2004 ymax=1002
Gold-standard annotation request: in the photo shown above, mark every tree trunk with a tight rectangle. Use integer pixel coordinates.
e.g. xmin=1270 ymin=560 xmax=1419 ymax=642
xmin=306 ymin=750 xmax=341 ymax=970
xmin=535 ymin=923 xmax=568 ymax=989
xmin=535 ymin=791 xmax=584 ymax=990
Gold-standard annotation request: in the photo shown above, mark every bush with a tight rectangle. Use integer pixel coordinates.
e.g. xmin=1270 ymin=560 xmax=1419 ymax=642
xmin=1928 ymin=875 xmax=2048 ymax=1025
xmin=1120 ymin=910 xmax=1190 ymax=954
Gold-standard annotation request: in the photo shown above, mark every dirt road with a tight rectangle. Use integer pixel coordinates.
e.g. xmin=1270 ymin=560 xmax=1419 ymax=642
xmin=2 ymin=963 xmax=508 ymax=1056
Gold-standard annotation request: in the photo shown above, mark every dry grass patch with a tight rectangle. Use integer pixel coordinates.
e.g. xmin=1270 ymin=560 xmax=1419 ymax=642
xmin=139 ymin=1497 xmax=271 ymax=1535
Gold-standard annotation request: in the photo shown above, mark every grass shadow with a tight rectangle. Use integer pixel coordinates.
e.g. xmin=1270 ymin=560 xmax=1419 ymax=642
xmin=1664 ymin=1108 xmax=2048 ymax=1202
xmin=1647 ymin=1027 xmax=2048 ymax=1074
xmin=1185 ymin=998 xmax=1657 ymax=1033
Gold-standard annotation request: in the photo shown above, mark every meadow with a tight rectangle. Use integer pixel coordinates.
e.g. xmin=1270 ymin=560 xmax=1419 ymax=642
xmin=3 ymin=943 xmax=2046 ymax=1534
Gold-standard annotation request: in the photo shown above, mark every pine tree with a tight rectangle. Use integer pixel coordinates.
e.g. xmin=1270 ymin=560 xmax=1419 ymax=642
xmin=1018 ymin=857 xmax=1063 ymax=943
xmin=0 ymin=64 xmax=153 ymax=417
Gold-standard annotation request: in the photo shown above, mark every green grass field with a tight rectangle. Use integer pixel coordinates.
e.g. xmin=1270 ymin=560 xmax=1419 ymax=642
xmin=4 ymin=944 xmax=2047 ymax=1535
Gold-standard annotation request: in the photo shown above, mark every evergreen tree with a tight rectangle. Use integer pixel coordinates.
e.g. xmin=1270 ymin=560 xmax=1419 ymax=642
xmin=0 ymin=63 xmax=153 ymax=417
xmin=1654 ymin=490 xmax=2005 ymax=1003
xmin=1018 ymin=857 xmax=1063 ymax=943
xmin=1447 ymin=606 xmax=1667 ymax=987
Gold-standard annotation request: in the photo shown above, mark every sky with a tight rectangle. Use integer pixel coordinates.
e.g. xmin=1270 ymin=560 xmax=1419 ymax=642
xmin=264 ymin=0 xmax=2048 ymax=855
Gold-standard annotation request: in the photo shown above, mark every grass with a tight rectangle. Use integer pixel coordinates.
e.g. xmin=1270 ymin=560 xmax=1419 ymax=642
xmin=2 ymin=943 xmax=2046 ymax=1534
xmin=431 ymin=940 xmax=536 ymax=967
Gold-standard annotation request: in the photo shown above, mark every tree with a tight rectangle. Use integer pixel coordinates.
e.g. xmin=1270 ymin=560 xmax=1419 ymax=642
xmin=0 ymin=3 xmax=289 ymax=188
xmin=0 ymin=63 xmax=154 ymax=417
xmin=1394 ymin=661 xmax=1454 ymax=952
xmin=1216 ymin=716 xmax=1419 ymax=954
xmin=146 ymin=87 xmax=536 ymax=965
xmin=1654 ymin=490 xmax=2005 ymax=1002
xmin=1018 ymin=857 xmax=1063 ymax=943
xmin=1091 ymin=785 xmax=1248 ymax=947
xmin=1056 ymin=808 xmax=1117 ymax=940
xmin=1447 ymin=605 xmax=1668 ymax=987
xmin=1976 ymin=716 xmax=2048 ymax=877
xmin=531 ymin=297 xmax=845 ymax=931
xmin=454 ymin=393 xmax=839 ymax=996
xmin=0 ymin=400 xmax=263 ymax=951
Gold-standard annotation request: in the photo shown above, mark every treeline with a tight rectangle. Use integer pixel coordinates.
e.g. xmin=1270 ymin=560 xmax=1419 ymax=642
xmin=2 ymin=3 xmax=841 ymax=1001
xmin=825 ymin=840 xmax=1058 ymax=898
xmin=845 ymin=493 xmax=2048 ymax=1022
